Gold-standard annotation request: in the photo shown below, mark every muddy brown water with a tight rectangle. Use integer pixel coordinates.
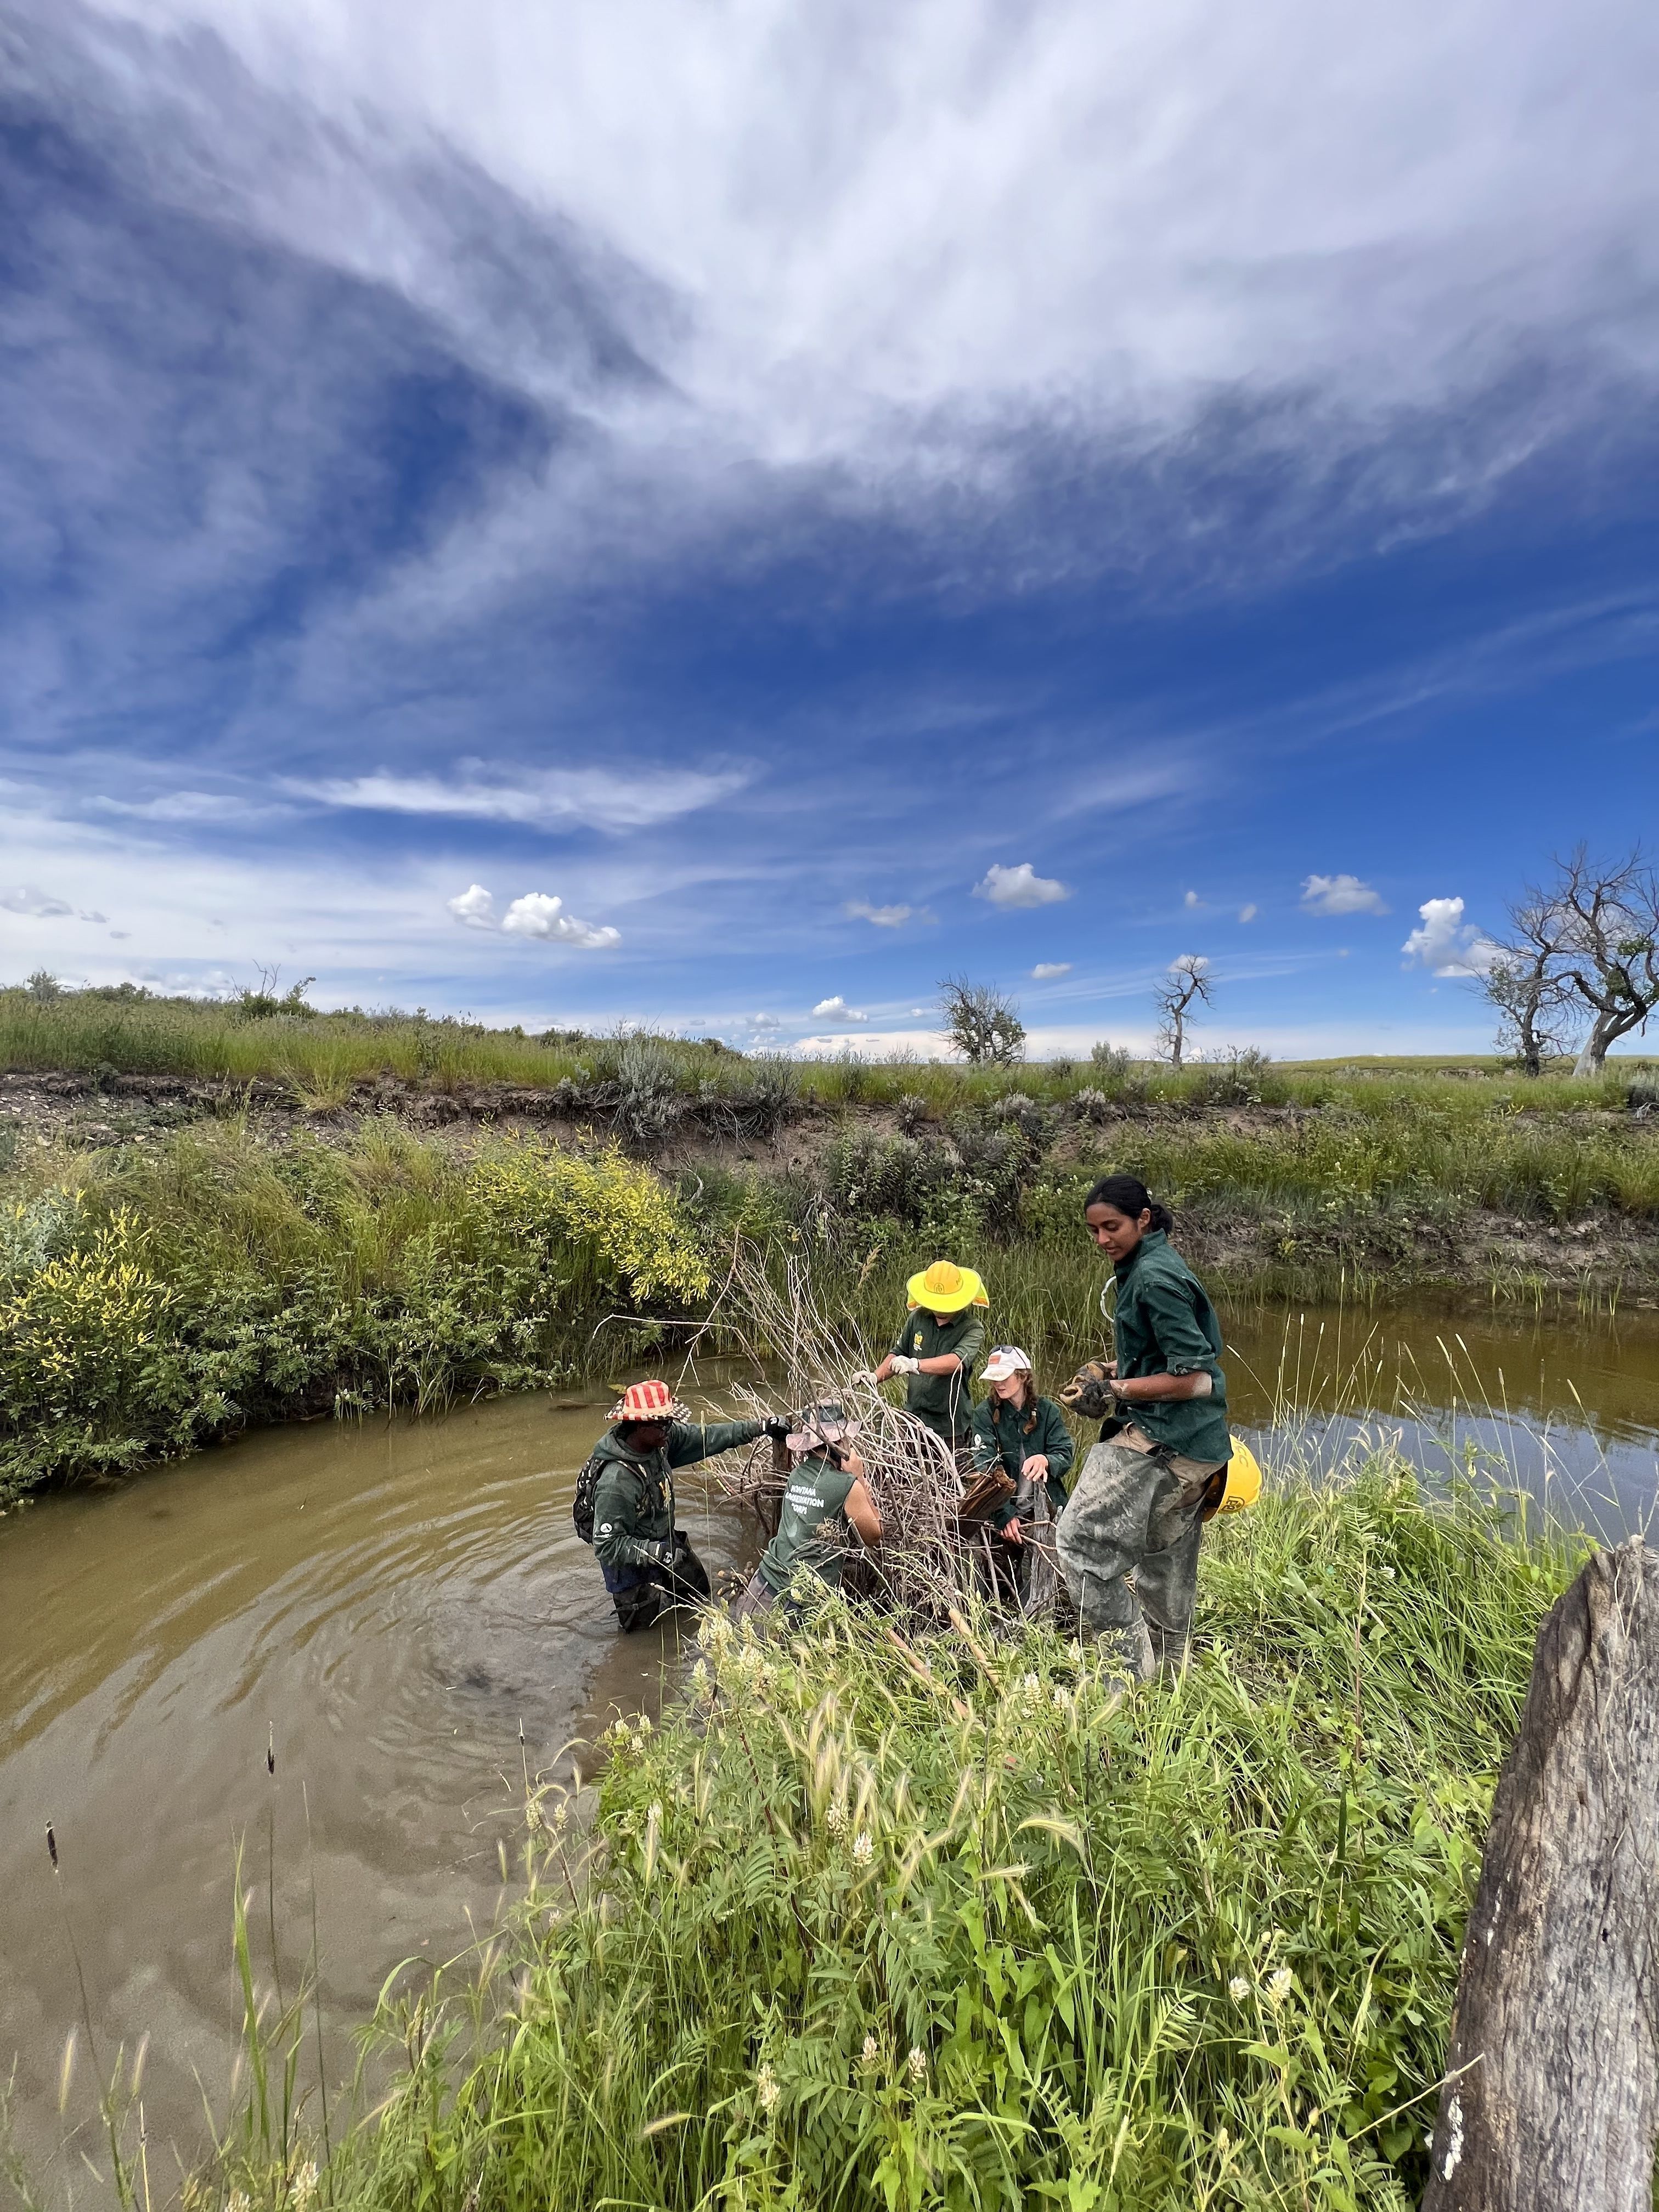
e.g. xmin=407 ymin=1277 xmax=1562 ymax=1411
xmin=2 ymin=1307 xmax=1656 ymax=2197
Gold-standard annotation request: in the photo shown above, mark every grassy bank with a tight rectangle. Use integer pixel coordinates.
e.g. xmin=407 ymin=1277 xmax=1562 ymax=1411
xmin=0 ymin=1122 xmax=712 ymax=1505
xmin=215 ymin=1454 xmax=1579 ymax=2212
xmin=4 ymin=1081 xmax=1659 ymax=1499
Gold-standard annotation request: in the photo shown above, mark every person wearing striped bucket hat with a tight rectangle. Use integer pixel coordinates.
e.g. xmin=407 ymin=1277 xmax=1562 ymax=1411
xmin=869 ymin=1258 xmax=990 ymax=1455
xmin=578 ymin=1379 xmax=790 ymax=1633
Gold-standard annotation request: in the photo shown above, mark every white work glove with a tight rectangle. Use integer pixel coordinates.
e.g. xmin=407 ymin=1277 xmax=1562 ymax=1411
xmin=848 ymin=1368 xmax=880 ymax=1387
xmin=889 ymin=1355 xmax=921 ymax=1376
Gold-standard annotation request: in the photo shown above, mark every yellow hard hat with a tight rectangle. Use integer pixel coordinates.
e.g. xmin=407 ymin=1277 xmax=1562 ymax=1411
xmin=1217 ymin=1436 xmax=1263 ymax=1515
xmin=905 ymin=1260 xmax=990 ymax=1313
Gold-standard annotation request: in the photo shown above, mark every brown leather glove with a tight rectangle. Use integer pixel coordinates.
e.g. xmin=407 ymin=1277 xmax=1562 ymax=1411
xmin=1060 ymin=1360 xmax=1118 ymax=1419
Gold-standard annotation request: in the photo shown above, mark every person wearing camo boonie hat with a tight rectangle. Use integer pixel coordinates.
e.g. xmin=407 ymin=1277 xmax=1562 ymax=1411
xmin=869 ymin=1259 xmax=989 ymax=1453
xmin=731 ymin=1403 xmax=883 ymax=1624
xmin=584 ymin=1379 xmax=789 ymax=1633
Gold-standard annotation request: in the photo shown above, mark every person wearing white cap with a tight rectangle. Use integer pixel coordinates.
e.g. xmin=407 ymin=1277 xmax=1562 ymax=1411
xmin=970 ymin=1347 xmax=1075 ymax=1594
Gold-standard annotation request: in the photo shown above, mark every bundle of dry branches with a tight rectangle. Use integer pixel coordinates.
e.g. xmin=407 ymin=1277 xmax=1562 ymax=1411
xmin=680 ymin=1245 xmax=1062 ymax=1626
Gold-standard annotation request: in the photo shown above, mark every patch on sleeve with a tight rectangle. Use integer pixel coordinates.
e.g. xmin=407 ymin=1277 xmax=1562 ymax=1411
xmin=597 ymin=1522 xmax=613 ymax=1536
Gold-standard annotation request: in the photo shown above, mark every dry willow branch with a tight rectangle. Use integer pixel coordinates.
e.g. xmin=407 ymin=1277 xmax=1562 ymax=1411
xmin=680 ymin=1245 xmax=1056 ymax=1626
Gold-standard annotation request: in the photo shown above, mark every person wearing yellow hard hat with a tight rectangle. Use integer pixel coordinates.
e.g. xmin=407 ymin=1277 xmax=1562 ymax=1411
xmin=870 ymin=1258 xmax=989 ymax=1457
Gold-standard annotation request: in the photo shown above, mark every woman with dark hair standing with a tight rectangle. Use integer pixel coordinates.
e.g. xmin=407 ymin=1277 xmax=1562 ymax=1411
xmin=1056 ymin=1172 xmax=1231 ymax=1681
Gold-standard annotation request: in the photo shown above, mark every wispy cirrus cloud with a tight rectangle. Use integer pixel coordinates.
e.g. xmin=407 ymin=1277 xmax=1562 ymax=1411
xmin=295 ymin=763 xmax=748 ymax=833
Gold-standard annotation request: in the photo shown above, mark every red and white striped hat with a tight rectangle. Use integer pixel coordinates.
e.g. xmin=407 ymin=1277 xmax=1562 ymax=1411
xmin=608 ymin=1379 xmax=687 ymax=1425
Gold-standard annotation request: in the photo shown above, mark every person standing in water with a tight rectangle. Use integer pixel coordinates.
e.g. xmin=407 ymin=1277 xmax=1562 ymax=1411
xmin=732 ymin=1403 xmax=883 ymax=1622
xmin=1057 ymin=1174 xmax=1231 ymax=1680
xmin=868 ymin=1259 xmax=989 ymax=1462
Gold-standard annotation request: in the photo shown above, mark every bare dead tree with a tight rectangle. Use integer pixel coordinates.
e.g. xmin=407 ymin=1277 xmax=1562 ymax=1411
xmin=1479 ymin=891 xmax=1580 ymax=1075
xmin=1548 ymin=846 xmax=1659 ymax=1076
xmin=1154 ymin=955 xmax=1212 ymax=1069
xmin=938 ymin=975 xmax=1026 ymax=1065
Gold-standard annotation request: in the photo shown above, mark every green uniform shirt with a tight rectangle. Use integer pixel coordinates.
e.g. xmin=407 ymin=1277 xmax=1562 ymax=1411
xmin=757 ymin=1449 xmax=859 ymax=1596
xmin=890 ymin=1306 xmax=986 ymax=1442
xmin=970 ymin=1393 xmax=1076 ymax=1527
xmin=1109 ymin=1230 xmax=1230 ymax=1464
xmin=589 ymin=1417 xmax=764 ymax=1573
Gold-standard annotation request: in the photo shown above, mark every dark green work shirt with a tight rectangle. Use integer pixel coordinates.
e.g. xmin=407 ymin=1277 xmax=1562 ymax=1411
xmin=970 ymin=1393 xmax=1075 ymax=1528
xmin=758 ymin=1450 xmax=858 ymax=1595
xmin=891 ymin=1307 xmax=986 ymax=1442
xmin=1109 ymin=1230 xmax=1230 ymax=1464
xmin=589 ymin=1418 xmax=764 ymax=1573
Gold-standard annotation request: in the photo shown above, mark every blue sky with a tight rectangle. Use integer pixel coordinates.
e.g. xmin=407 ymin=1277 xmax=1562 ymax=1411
xmin=3 ymin=0 xmax=1657 ymax=1057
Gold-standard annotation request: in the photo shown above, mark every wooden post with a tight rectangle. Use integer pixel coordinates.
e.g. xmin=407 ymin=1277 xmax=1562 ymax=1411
xmin=1423 ymin=1538 xmax=1659 ymax=2211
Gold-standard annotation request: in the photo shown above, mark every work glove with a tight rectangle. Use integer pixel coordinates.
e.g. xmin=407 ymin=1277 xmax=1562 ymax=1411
xmin=848 ymin=1368 xmax=879 ymax=1387
xmin=1060 ymin=1360 xmax=1118 ymax=1419
xmin=640 ymin=1538 xmax=679 ymax=1571
xmin=890 ymin=1355 xmax=921 ymax=1375
xmin=762 ymin=1418 xmax=792 ymax=1441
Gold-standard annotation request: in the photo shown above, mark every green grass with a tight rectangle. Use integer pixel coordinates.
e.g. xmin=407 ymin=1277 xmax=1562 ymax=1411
xmin=4 ymin=984 xmax=1654 ymax=1117
xmin=213 ymin=1453 xmax=1579 ymax=2212
xmin=0 ymin=1121 xmax=712 ymax=1503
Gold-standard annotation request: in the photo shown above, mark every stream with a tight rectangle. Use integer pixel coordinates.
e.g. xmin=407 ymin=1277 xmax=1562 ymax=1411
xmin=2 ymin=1305 xmax=1656 ymax=2195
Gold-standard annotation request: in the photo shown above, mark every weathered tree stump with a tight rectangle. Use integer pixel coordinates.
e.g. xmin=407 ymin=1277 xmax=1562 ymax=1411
xmin=1423 ymin=1537 xmax=1659 ymax=2210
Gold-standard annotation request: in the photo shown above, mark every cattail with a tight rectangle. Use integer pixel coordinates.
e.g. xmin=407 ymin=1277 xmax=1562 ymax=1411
xmin=45 ymin=1821 xmax=58 ymax=1871
xmin=266 ymin=1723 xmax=275 ymax=1776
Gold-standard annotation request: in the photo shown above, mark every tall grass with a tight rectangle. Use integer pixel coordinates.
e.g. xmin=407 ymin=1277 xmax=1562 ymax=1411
xmin=234 ymin=1452 xmax=1579 ymax=2212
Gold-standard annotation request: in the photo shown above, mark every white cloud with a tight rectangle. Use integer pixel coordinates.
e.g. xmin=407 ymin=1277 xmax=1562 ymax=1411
xmin=500 ymin=893 xmax=621 ymax=948
xmin=93 ymin=791 xmax=292 ymax=825
xmin=811 ymin=995 xmax=868 ymax=1020
xmin=1301 ymin=873 xmax=1389 ymax=917
xmin=1238 ymin=904 xmax=1258 ymax=923
xmin=975 ymin=862 xmax=1070 ymax=910
xmin=1031 ymin=962 xmax=1072 ymax=978
xmin=1401 ymin=896 xmax=1502 ymax=977
xmin=294 ymin=764 xmax=747 ymax=834
xmin=1 ymin=885 xmax=75 ymax=918
xmin=845 ymin=901 xmax=913 ymax=927
xmin=1183 ymin=890 xmax=1201 ymax=909
xmin=447 ymin=883 xmax=498 ymax=929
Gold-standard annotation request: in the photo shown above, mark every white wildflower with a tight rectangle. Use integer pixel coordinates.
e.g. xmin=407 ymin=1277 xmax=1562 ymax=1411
xmin=291 ymin=2162 xmax=318 ymax=2209
xmin=1228 ymin=1975 xmax=1251 ymax=2001
xmin=907 ymin=2046 xmax=927 ymax=2084
xmin=756 ymin=2061 xmax=780 ymax=2114
xmin=647 ymin=1799 xmax=663 ymax=1826
xmin=689 ymin=1660 xmax=711 ymax=1701
xmin=825 ymin=1801 xmax=847 ymax=1836
xmin=228 ymin=2193 xmax=252 ymax=2212
xmin=1267 ymin=1967 xmax=1295 ymax=2005
xmin=1051 ymin=1686 xmax=1071 ymax=1713
xmin=860 ymin=2033 xmax=879 ymax=2069
xmin=1019 ymin=1672 xmax=1042 ymax=1706
xmin=852 ymin=1831 xmax=874 ymax=1867
xmin=636 ymin=1713 xmax=652 ymax=1736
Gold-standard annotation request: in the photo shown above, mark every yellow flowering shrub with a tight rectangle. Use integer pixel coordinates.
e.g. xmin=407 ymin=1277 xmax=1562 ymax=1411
xmin=467 ymin=1141 xmax=710 ymax=1304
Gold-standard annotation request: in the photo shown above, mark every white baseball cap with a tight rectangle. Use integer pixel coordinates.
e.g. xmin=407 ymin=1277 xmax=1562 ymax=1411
xmin=981 ymin=1345 xmax=1033 ymax=1382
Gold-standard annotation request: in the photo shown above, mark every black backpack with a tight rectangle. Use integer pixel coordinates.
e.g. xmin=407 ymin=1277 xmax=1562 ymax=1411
xmin=573 ymin=1452 xmax=605 ymax=1545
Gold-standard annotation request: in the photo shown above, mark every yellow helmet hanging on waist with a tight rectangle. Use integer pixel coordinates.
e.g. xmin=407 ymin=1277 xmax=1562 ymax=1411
xmin=1218 ymin=1436 xmax=1263 ymax=1515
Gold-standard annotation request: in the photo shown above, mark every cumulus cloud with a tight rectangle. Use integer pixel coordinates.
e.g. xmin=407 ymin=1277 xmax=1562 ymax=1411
xmin=297 ymin=764 xmax=748 ymax=833
xmin=447 ymin=883 xmax=497 ymax=929
xmin=811 ymin=995 xmax=868 ymax=1020
xmin=845 ymin=901 xmax=914 ymax=927
xmin=1301 ymin=873 xmax=1389 ymax=917
xmin=1401 ymin=896 xmax=1502 ymax=977
xmin=447 ymin=882 xmax=619 ymax=946
xmin=1238 ymin=904 xmax=1259 ymax=923
xmin=975 ymin=863 xmax=1070 ymax=910
xmin=500 ymin=893 xmax=621 ymax=948
xmin=1183 ymin=890 xmax=1201 ymax=909
xmin=1031 ymin=962 xmax=1072 ymax=978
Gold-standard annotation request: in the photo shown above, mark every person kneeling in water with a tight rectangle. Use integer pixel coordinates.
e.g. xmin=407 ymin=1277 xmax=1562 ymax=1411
xmin=587 ymin=1380 xmax=786 ymax=1633
xmin=732 ymin=1403 xmax=883 ymax=1622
